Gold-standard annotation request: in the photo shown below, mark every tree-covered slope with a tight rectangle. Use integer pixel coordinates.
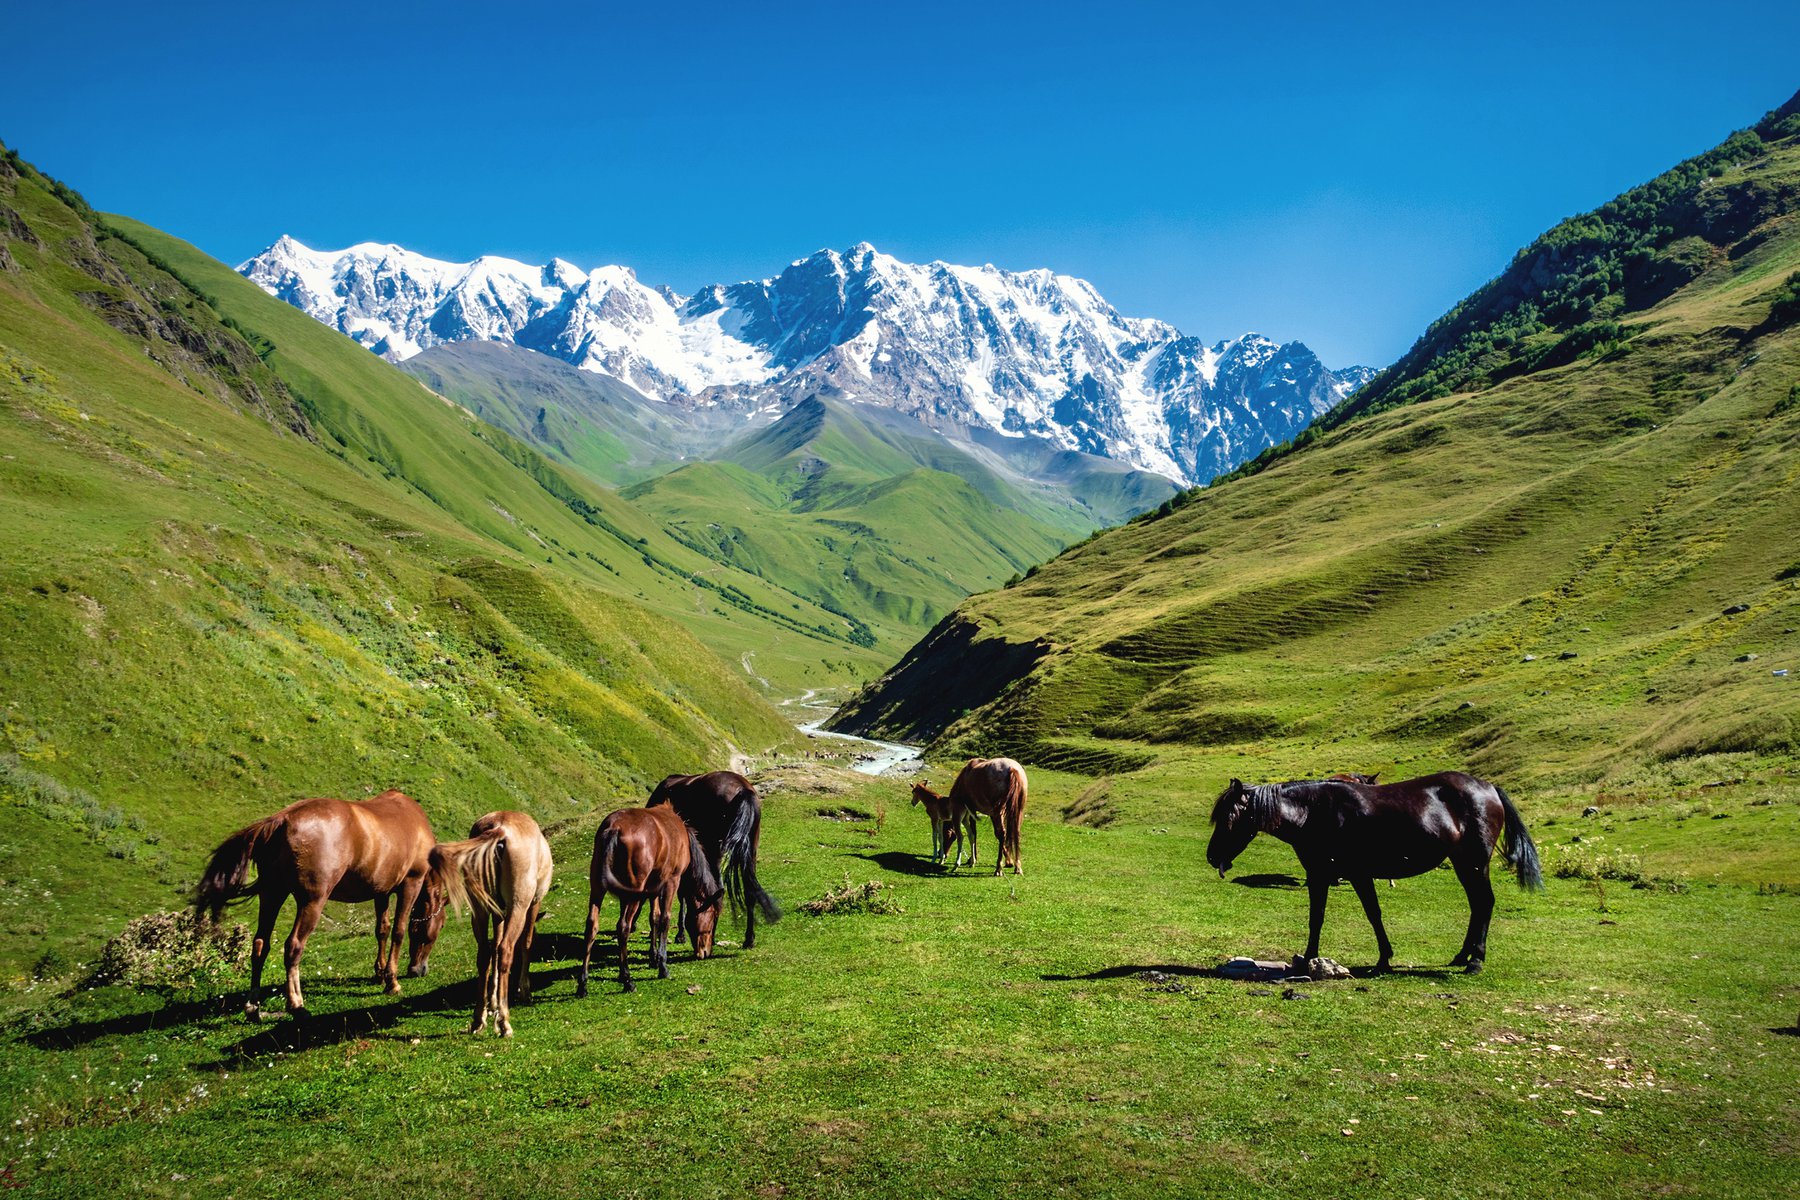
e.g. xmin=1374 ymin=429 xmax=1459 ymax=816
xmin=833 ymin=95 xmax=1800 ymax=815
xmin=0 ymin=146 xmax=825 ymax=974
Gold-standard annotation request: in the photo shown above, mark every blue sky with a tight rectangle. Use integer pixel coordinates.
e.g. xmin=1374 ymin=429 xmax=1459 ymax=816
xmin=5 ymin=1 xmax=1798 ymax=367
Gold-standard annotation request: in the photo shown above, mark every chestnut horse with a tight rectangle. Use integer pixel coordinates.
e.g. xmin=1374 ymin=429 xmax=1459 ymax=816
xmin=194 ymin=789 xmax=436 ymax=1020
xmin=646 ymin=771 xmax=780 ymax=950
xmin=1207 ymin=772 xmax=1542 ymax=973
xmin=948 ymin=757 xmax=1028 ymax=876
xmin=425 ymin=811 xmax=553 ymax=1037
xmin=910 ymin=782 xmax=978 ymax=868
xmin=576 ymin=805 xmax=723 ymax=995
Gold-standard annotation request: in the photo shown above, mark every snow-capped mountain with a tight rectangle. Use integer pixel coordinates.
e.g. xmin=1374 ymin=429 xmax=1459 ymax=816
xmin=240 ymin=237 xmax=1373 ymax=486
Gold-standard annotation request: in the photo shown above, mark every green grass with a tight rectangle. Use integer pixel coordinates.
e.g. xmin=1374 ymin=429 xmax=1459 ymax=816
xmin=1 ymin=761 xmax=1794 ymax=1198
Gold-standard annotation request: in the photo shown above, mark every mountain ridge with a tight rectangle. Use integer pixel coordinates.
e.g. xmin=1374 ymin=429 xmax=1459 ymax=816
xmin=241 ymin=237 xmax=1372 ymax=487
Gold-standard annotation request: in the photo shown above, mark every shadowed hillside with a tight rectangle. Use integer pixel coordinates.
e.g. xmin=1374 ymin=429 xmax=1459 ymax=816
xmin=833 ymin=92 xmax=1800 ymax=818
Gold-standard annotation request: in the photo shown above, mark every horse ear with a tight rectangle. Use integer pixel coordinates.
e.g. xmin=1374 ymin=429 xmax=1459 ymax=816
xmin=1230 ymin=778 xmax=1244 ymax=792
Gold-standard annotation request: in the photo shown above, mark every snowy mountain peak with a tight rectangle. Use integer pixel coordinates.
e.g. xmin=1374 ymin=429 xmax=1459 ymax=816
xmin=239 ymin=236 xmax=1374 ymax=486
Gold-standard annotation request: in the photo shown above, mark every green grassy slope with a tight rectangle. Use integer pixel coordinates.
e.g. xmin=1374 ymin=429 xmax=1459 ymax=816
xmin=106 ymin=218 xmax=893 ymax=693
xmin=622 ymin=399 xmax=1073 ymax=655
xmin=833 ymin=97 xmax=1800 ymax=826
xmin=399 ymin=340 xmax=740 ymax=487
xmin=0 ymin=147 xmax=832 ymax=975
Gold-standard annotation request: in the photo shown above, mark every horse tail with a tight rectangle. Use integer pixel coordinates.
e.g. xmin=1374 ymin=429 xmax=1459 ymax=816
xmin=722 ymin=789 xmax=781 ymax=925
xmin=431 ymin=829 xmax=509 ymax=917
xmin=594 ymin=820 xmax=625 ymax=898
xmin=1496 ymin=785 xmax=1543 ymax=891
xmin=194 ymin=813 xmax=286 ymax=926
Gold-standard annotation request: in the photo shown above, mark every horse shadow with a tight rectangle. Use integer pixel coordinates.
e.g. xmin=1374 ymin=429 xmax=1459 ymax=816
xmin=25 ymin=990 xmax=244 ymax=1051
xmin=1231 ymin=873 xmax=1304 ymax=889
xmin=849 ymin=850 xmax=960 ymax=878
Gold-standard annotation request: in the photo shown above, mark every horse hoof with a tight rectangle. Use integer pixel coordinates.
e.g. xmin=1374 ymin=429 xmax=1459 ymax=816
xmin=501 ymin=1025 xmax=514 ymax=1039
xmin=621 ymin=982 xmax=636 ymax=994
xmin=244 ymin=1003 xmax=262 ymax=1023
xmin=290 ymin=1006 xmax=310 ymax=1021
xmin=1462 ymin=961 xmax=1485 ymax=975
xmin=384 ymin=982 xmax=402 ymax=996
xmin=406 ymin=964 xmax=428 ymax=979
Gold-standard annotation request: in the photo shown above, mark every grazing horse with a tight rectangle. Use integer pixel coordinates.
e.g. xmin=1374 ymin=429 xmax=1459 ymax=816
xmin=425 ymin=811 xmax=553 ymax=1037
xmin=194 ymin=789 xmax=437 ymax=1020
xmin=577 ymin=806 xmax=724 ymax=995
xmin=1206 ymin=772 xmax=1543 ymax=973
xmin=948 ymin=757 xmax=1028 ymax=876
xmin=910 ymin=782 xmax=979 ymax=868
xmin=646 ymin=771 xmax=780 ymax=951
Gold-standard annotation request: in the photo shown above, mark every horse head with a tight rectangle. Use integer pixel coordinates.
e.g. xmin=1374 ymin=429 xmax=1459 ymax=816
xmin=405 ymin=877 xmax=447 ymax=977
xmin=1206 ymin=778 xmax=1260 ymax=879
xmin=682 ymin=829 xmax=727 ymax=959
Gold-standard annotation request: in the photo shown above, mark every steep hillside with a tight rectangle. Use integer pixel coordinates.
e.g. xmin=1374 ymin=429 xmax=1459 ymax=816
xmin=0 ymin=147 xmax=821 ymax=973
xmin=834 ymin=96 xmax=1800 ymax=822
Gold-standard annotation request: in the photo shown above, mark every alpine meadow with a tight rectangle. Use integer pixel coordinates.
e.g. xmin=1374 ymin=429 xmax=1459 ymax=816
xmin=2 ymin=30 xmax=1799 ymax=1200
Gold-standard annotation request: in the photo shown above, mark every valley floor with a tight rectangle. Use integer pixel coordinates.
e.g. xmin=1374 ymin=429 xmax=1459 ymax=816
xmin=3 ymin=749 xmax=1797 ymax=1198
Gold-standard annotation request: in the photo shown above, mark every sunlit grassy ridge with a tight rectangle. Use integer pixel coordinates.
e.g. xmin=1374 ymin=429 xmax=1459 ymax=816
xmin=834 ymin=101 xmax=1800 ymax=828
xmin=0 ymin=146 xmax=837 ymax=976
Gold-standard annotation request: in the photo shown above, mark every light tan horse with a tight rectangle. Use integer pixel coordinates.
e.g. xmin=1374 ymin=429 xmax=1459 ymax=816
xmin=195 ymin=789 xmax=437 ymax=1021
xmin=910 ymin=781 xmax=978 ymax=868
xmin=426 ymin=811 xmax=553 ymax=1037
xmin=948 ymin=757 xmax=1028 ymax=875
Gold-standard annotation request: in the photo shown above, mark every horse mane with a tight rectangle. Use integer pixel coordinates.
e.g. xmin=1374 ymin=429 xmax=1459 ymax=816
xmin=680 ymin=828 xmax=723 ymax=904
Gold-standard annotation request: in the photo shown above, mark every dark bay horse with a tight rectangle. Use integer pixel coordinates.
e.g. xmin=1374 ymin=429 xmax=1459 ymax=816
xmin=646 ymin=771 xmax=780 ymax=949
xmin=949 ymin=757 xmax=1028 ymax=876
xmin=425 ymin=811 xmax=553 ymax=1037
xmin=577 ymin=805 xmax=723 ymax=995
xmin=1206 ymin=772 xmax=1542 ymax=973
xmin=194 ymin=789 xmax=437 ymax=1020
xmin=911 ymin=781 xmax=979 ymax=868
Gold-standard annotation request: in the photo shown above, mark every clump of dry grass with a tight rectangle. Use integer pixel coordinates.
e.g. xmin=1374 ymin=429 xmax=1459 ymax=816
xmin=799 ymin=877 xmax=904 ymax=917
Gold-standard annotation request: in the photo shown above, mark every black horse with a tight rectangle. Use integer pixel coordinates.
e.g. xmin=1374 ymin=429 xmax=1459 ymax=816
xmin=646 ymin=771 xmax=781 ymax=949
xmin=1207 ymin=772 xmax=1542 ymax=973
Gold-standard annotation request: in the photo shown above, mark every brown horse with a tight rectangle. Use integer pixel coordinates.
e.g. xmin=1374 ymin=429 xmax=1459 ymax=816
xmin=948 ymin=757 xmax=1028 ymax=876
xmin=1207 ymin=772 xmax=1543 ymax=973
xmin=576 ymin=805 xmax=724 ymax=996
xmin=194 ymin=789 xmax=437 ymax=1020
xmin=425 ymin=811 xmax=553 ymax=1037
xmin=910 ymin=781 xmax=978 ymax=868
xmin=646 ymin=771 xmax=780 ymax=950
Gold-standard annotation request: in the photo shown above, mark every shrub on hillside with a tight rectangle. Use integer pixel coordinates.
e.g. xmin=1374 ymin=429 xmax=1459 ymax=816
xmin=87 ymin=910 xmax=249 ymax=989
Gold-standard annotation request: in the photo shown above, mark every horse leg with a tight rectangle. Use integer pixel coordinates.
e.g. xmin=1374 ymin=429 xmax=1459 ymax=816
xmin=1349 ymin=877 xmax=1394 ymax=971
xmin=371 ymin=893 xmax=392 ymax=984
xmin=991 ymin=809 xmax=1007 ymax=876
xmin=1304 ymin=876 xmax=1330 ymax=961
xmin=653 ymin=886 xmax=674 ymax=980
xmin=1451 ymin=859 xmax=1496 ymax=972
xmin=386 ymin=876 xmax=424 ymax=992
xmin=246 ymin=889 xmax=283 ymax=1022
xmin=283 ymin=896 xmax=326 ymax=1019
xmin=963 ymin=813 xmax=977 ymax=868
xmin=674 ymin=892 xmax=689 ymax=945
xmin=616 ymin=898 xmax=642 ymax=993
xmin=512 ymin=900 xmax=540 ymax=1005
xmin=491 ymin=917 xmax=518 ymax=1037
xmin=470 ymin=911 xmax=495 ymax=1034
xmin=576 ymin=895 xmax=600 ymax=999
